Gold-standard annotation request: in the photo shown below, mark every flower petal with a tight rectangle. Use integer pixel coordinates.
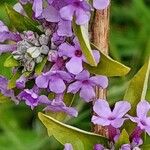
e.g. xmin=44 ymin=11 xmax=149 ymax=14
xmin=64 ymin=143 xmax=73 ymax=150
xmin=0 ymin=44 xmax=16 ymax=54
xmin=75 ymin=70 xmax=90 ymax=80
xmin=90 ymin=75 xmax=108 ymax=89
xmin=66 ymin=57 xmax=83 ymax=74
xmin=67 ymin=81 xmax=82 ymax=94
xmin=57 ymin=20 xmax=73 ymax=37
xmin=80 ymin=85 xmax=95 ymax=102
xmin=36 ymin=75 xmax=49 ymax=88
xmin=33 ymin=0 xmax=43 ymax=18
xmin=137 ymin=100 xmax=150 ymax=119
xmin=60 ymin=5 xmax=75 ymax=21
xmin=112 ymin=101 xmax=131 ymax=118
xmin=93 ymin=0 xmax=110 ymax=10
xmin=93 ymin=99 xmax=111 ymax=118
xmin=75 ymin=8 xmax=90 ymax=25
xmin=92 ymin=115 xmax=110 ymax=126
xmin=59 ymin=43 xmax=75 ymax=57
xmin=42 ymin=5 xmax=60 ymax=22
xmin=111 ymin=118 xmax=127 ymax=128
xmin=49 ymin=78 xmax=66 ymax=93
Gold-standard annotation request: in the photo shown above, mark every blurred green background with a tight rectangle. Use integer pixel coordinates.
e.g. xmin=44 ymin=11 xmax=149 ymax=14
xmin=0 ymin=0 xmax=150 ymax=149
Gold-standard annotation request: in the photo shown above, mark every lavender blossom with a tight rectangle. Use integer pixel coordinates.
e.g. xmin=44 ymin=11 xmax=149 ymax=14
xmin=59 ymin=39 xmax=100 ymax=74
xmin=16 ymin=75 xmax=27 ymax=89
xmin=92 ymin=100 xmax=131 ymax=128
xmin=93 ymin=0 xmax=110 ymax=10
xmin=126 ymin=100 xmax=150 ymax=135
xmin=94 ymin=144 xmax=105 ymax=150
xmin=0 ymin=21 xmax=21 ymax=54
xmin=43 ymin=94 xmax=78 ymax=117
xmin=36 ymin=70 xmax=72 ymax=94
xmin=60 ymin=0 xmax=91 ymax=25
xmin=68 ymin=70 xmax=108 ymax=102
xmin=120 ymin=144 xmax=131 ymax=150
xmin=64 ymin=143 xmax=73 ymax=150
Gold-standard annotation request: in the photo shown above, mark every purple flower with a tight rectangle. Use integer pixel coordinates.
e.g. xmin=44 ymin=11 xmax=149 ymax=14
xmin=126 ymin=100 xmax=150 ymax=135
xmin=60 ymin=0 xmax=91 ymax=25
xmin=93 ymin=0 xmax=110 ymax=10
xmin=0 ymin=21 xmax=21 ymax=54
xmin=0 ymin=76 xmax=18 ymax=104
xmin=68 ymin=70 xmax=108 ymax=102
xmin=36 ymin=70 xmax=72 ymax=94
xmin=16 ymin=75 xmax=27 ymax=89
xmin=64 ymin=143 xmax=73 ymax=150
xmin=94 ymin=144 xmax=104 ymax=150
xmin=18 ymin=89 xmax=40 ymax=109
xmin=42 ymin=1 xmax=73 ymax=37
xmin=120 ymin=144 xmax=131 ymax=150
xmin=42 ymin=94 xmax=78 ymax=117
xmin=59 ymin=39 xmax=100 ymax=74
xmin=92 ymin=99 xmax=131 ymax=128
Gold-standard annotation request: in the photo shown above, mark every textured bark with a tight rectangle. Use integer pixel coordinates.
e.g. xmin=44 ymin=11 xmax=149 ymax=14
xmin=91 ymin=4 xmax=110 ymax=137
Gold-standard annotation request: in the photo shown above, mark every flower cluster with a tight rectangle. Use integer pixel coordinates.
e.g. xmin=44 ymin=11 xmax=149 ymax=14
xmin=91 ymin=100 xmax=150 ymax=150
xmin=0 ymin=0 xmax=109 ymax=117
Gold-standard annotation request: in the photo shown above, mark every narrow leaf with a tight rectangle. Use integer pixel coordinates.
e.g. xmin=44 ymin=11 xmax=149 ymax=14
xmin=85 ymin=44 xmax=130 ymax=76
xmin=5 ymin=4 xmax=42 ymax=34
xmin=8 ymin=69 xmax=22 ymax=89
xmin=115 ymin=129 xmax=130 ymax=150
xmin=0 ymin=53 xmax=12 ymax=79
xmin=0 ymin=93 xmax=10 ymax=103
xmin=38 ymin=112 xmax=108 ymax=150
xmin=4 ymin=55 xmax=20 ymax=67
xmin=73 ymin=23 xmax=97 ymax=66
xmin=35 ymin=57 xmax=47 ymax=75
xmin=124 ymin=58 xmax=150 ymax=115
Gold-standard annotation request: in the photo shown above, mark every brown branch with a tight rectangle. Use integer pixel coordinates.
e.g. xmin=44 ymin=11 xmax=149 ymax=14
xmin=91 ymin=4 xmax=110 ymax=137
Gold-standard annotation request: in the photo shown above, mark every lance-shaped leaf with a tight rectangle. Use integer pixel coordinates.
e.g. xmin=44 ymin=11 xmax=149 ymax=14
xmin=4 ymin=55 xmax=20 ymax=68
xmin=115 ymin=129 xmax=130 ymax=150
xmin=85 ymin=44 xmax=130 ymax=76
xmin=5 ymin=4 xmax=42 ymax=34
xmin=47 ymin=93 xmax=76 ymax=121
xmin=124 ymin=58 xmax=150 ymax=115
xmin=35 ymin=57 xmax=47 ymax=75
xmin=73 ymin=23 xmax=97 ymax=67
xmin=38 ymin=113 xmax=108 ymax=150
xmin=0 ymin=94 xmax=10 ymax=103
xmin=8 ymin=69 xmax=22 ymax=89
xmin=0 ymin=53 xmax=12 ymax=79
xmin=142 ymin=134 xmax=150 ymax=150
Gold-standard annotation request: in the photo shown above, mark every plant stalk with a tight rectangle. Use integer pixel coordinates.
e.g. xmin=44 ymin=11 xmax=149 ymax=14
xmin=91 ymin=3 xmax=110 ymax=137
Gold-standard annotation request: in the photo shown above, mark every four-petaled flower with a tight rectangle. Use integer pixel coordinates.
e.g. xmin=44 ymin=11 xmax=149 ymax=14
xmin=59 ymin=38 xmax=100 ymax=74
xmin=36 ymin=70 xmax=72 ymax=94
xmin=60 ymin=0 xmax=91 ymax=25
xmin=126 ymin=100 xmax=150 ymax=135
xmin=92 ymin=99 xmax=131 ymax=128
xmin=68 ymin=70 xmax=108 ymax=102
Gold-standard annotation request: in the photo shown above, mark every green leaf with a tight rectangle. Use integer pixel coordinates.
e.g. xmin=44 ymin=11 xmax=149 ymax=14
xmin=0 ymin=53 xmax=12 ymax=79
xmin=46 ymin=93 xmax=76 ymax=121
xmin=85 ymin=44 xmax=130 ymax=77
xmin=21 ymin=3 xmax=34 ymax=19
xmin=124 ymin=58 xmax=150 ymax=115
xmin=4 ymin=55 xmax=20 ymax=68
xmin=5 ymin=4 xmax=42 ymax=34
xmin=8 ymin=69 xmax=22 ymax=89
xmin=0 ymin=93 xmax=10 ymax=103
xmin=35 ymin=57 xmax=47 ymax=75
xmin=38 ymin=113 xmax=108 ymax=150
xmin=115 ymin=129 xmax=130 ymax=150
xmin=73 ymin=23 xmax=97 ymax=66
